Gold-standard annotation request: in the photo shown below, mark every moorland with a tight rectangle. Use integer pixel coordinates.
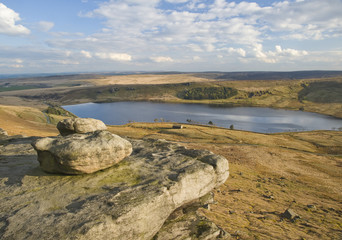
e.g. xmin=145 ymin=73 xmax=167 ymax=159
xmin=0 ymin=71 xmax=342 ymax=239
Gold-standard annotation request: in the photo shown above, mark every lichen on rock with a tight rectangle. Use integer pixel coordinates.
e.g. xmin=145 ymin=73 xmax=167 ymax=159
xmin=1 ymin=118 xmax=229 ymax=240
xmin=57 ymin=118 xmax=107 ymax=136
xmin=31 ymin=130 xmax=132 ymax=174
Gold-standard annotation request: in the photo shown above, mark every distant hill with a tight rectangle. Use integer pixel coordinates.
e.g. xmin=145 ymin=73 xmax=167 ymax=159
xmin=194 ymin=71 xmax=342 ymax=81
xmin=2 ymin=70 xmax=342 ymax=81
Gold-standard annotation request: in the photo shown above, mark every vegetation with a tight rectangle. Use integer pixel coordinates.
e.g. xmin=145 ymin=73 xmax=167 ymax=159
xmin=298 ymin=81 xmax=342 ymax=103
xmin=177 ymin=87 xmax=237 ymax=100
xmin=45 ymin=106 xmax=77 ymax=118
xmin=0 ymin=85 xmax=48 ymax=92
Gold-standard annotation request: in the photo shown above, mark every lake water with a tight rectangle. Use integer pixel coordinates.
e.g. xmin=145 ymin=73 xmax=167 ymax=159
xmin=63 ymin=102 xmax=342 ymax=133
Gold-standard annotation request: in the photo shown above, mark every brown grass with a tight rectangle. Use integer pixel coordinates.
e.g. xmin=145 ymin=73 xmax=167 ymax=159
xmin=107 ymin=122 xmax=342 ymax=239
xmin=0 ymin=105 xmax=59 ymax=136
xmin=86 ymin=74 xmax=215 ymax=85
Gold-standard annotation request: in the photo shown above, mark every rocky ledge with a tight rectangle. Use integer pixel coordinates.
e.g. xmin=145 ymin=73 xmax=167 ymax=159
xmin=0 ymin=132 xmax=229 ymax=239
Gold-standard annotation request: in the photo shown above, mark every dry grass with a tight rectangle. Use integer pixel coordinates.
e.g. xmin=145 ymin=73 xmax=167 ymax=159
xmin=86 ymin=74 xmax=215 ymax=85
xmin=107 ymin=122 xmax=342 ymax=239
xmin=0 ymin=105 xmax=59 ymax=136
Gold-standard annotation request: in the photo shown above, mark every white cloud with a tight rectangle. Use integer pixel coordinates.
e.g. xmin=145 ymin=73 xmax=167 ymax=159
xmin=95 ymin=52 xmax=132 ymax=61
xmin=165 ymin=0 xmax=188 ymax=3
xmin=14 ymin=59 xmax=23 ymax=64
xmin=0 ymin=63 xmax=24 ymax=68
xmin=81 ymin=50 xmax=92 ymax=58
xmin=193 ymin=56 xmax=201 ymax=61
xmin=50 ymin=60 xmax=80 ymax=65
xmin=227 ymin=47 xmax=246 ymax=57
xmin=51 ymin=32 xmax=84 ymax=37
xmin=275 ymin=45 xmax=308 ymax=57
xmin=0 ymin=3 xmax=30 ymax=36
xmin=38 ymin=21 xmax=54 ymax=32
xmin=265 ymin=0 xmax=342 ymax=40
xmin=150 ymin=56 xmax=174 ymax=63
xmin=3 ymin=0 xmax=342 ymax=73
xmin=251 ymin=44 xmax=308 ymax=63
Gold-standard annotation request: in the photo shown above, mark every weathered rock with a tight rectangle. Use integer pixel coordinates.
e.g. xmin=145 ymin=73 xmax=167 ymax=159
xmin=0 ymin=137 xmax=229 ymax=240
xmin=154 ymin=193 xmax=230 ymax=240
xmin=57 ymin=118 xmax=107 ymax=136
xmin=283 ymin=208 xmax=300 ymax=221
xmin=31 ymin=130 xmax=132 ymax=174
xmin=0 ymin=128 xmax=8 ymax=136
xmin=154 ymin=210 xmax=230 ymax=240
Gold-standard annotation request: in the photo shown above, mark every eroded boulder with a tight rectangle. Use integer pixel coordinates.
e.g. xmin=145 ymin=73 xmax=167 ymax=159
xmin=0 ymin=128 xmax=8 ymax=136
xmin=31 ymin=130 xmax=132 ymax=174
xmin=57 ymin=118 xmax=107 ymax=136
xmin=1 ymin=137 xmax=229 ymax=240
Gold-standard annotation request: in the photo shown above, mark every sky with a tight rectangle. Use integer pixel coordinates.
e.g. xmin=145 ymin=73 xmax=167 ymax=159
xmin=0 ymin=0 xmax=342 ymax=74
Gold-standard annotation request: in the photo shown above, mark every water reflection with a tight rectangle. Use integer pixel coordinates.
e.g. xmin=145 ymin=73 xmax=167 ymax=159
xmin=63 ymin=102 xmax=342 ymax=133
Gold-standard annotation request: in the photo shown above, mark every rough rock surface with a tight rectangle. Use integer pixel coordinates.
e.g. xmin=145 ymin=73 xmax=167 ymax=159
xmin=154 ymin=194 xmax=231 ymax=240
xmin=57 ymin=118 xmax=107 ymax=136
xmin=0 ymin=136 xmax=229 ymax=240
xmin=0 ymin=128 xmax=8 ymax=136
xmin=32 ymin=130 xmax=132 ymax=174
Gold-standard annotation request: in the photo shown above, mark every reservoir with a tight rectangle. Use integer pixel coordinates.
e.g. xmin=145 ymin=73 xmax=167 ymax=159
xmin=63 ymin=102 xmax=342 ymax=133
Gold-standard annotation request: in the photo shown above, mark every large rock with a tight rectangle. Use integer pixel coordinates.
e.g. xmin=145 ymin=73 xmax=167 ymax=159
xmin=57 ymin=118 xmax=107 ymax=136
xmin=31 ymin=131 xmax=132 ymax=174
xmin=0 ymin=137 xmax=229 ymax=240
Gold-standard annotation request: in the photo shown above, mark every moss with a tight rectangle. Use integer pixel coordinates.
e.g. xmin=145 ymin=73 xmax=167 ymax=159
xmin=195 ymin=220 xmax=212 ymax=237
xmin=97 ymin=163 xmax=140 ymax=187
xmin=45 ymin=106 xmax=77 ymax=117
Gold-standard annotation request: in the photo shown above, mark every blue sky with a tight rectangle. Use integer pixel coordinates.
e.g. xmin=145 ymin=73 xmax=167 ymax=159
xmin=0 ymin=0 xmax=341 ymax=74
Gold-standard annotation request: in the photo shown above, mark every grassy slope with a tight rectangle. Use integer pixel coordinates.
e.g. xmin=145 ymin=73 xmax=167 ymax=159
xmin=0 ymin=105 xmax=62 ymax=136
xmin=107 ymin=122 xmax=342 ymax=240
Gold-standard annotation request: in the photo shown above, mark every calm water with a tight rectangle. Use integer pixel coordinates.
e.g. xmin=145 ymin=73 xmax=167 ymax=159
xmin=63 ymin=102 xmax=342 ymax=133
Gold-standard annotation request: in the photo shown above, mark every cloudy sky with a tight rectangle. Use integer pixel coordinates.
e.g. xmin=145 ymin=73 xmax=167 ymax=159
xmin=0 ymin=0 xmax=342 ymax=74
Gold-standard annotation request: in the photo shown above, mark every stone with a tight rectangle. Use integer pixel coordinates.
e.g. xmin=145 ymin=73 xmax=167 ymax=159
xmin=31 ymin=130 xmax=132 ymax=174
xmin=0 ymin=136 xmax=229 ymax=240
xmin=154 ymin=210 xmax=230 ymax=240
xmin=172 ymin=124 xmax=184 ymax=129
xmin=306 ymin=204 xmax=316 ymax=210
xmin=283 ymin=208 xmax=300 ymax=221
xmin=57 ymin=118 xmax=107 ymax=136
xmin=0 ymin=128 xmax=8 ymax=136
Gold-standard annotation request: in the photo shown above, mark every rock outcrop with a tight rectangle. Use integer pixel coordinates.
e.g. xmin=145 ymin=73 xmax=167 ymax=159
xmin=57 ymin=118 xmax=107 ymax=136
xmin=32 ymin=130 xmax=132 ymax=174
xmin=0 ymin=136 xmax=229 ymax=239
xmin=0 ymin=128 xmax=7 ymax=136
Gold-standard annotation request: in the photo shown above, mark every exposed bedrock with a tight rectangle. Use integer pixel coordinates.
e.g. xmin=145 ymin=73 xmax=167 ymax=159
xmin=0 ymin=136 xmax=229 ymax=240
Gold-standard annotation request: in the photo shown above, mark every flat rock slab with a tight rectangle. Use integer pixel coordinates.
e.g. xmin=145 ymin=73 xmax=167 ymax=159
xmin=0 ymin=136 xmax=229 ymax=240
